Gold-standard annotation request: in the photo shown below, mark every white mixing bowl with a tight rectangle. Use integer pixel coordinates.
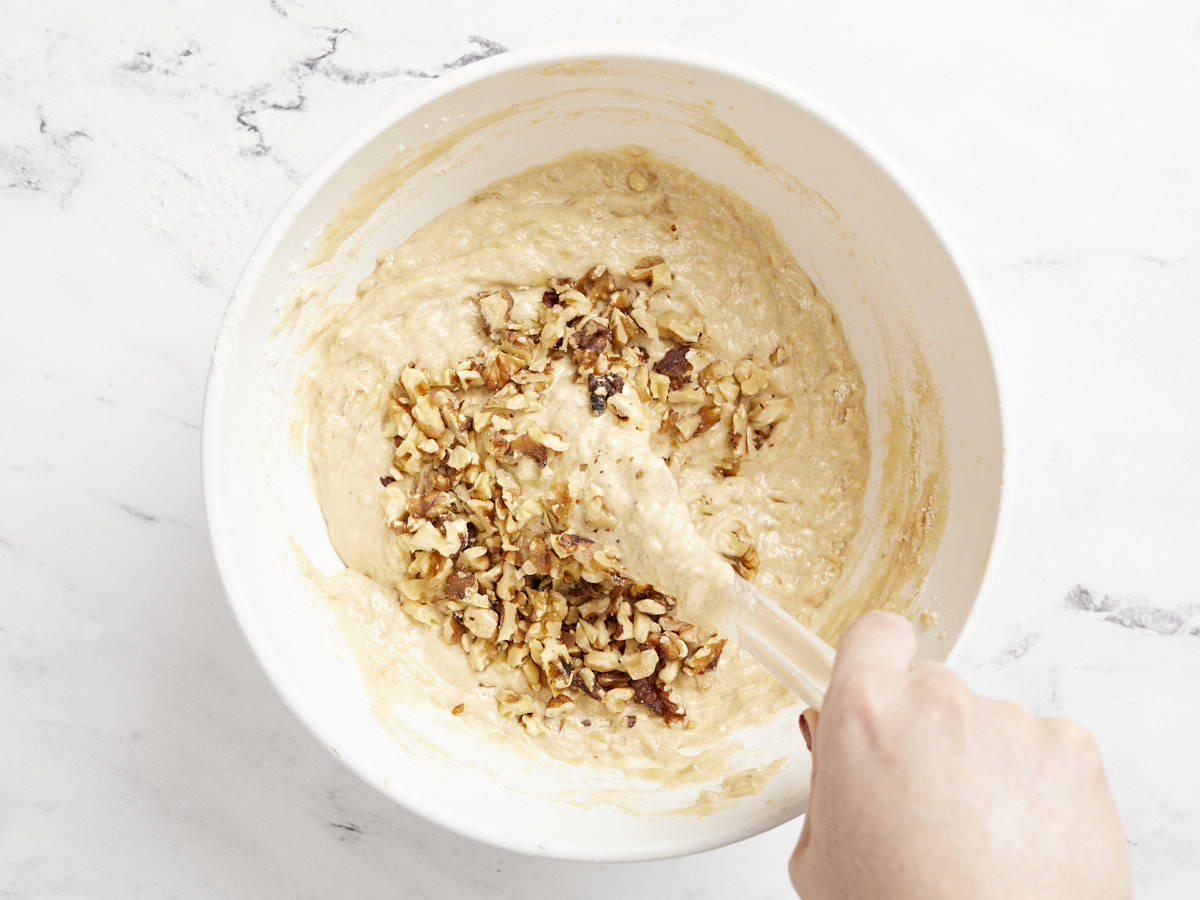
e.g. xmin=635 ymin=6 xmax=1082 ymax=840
xmin=203 ymin=43 xmax=1004 ymax=860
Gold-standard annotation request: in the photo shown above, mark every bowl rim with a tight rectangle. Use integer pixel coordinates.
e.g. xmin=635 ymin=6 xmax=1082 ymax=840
xmin=201 ymin=40 xmax=1008 ymax=861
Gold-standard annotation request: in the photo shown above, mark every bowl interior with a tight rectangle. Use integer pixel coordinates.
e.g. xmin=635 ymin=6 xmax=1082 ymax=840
xmin=204 ymin=47 xmax=1003 ymax=860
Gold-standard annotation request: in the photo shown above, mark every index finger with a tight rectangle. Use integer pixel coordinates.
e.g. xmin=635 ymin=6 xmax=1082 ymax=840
xmin=832 ymin=610 xmax=917 ymax=680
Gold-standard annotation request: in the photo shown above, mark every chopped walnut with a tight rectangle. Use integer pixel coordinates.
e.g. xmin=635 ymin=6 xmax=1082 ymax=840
xmin=659 ymin=312 xmax=704 ymax=344
xmin=478 ymin=289 xmax=513 ymax=337
xmin=685 ymin=637 xmax=727 ymax=675
xmin=587 ymin=373 xmax=624 ymax=415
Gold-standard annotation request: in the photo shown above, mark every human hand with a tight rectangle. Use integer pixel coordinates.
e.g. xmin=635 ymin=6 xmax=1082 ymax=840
xmin=789 ymin=611 xmax=1131 ymax=899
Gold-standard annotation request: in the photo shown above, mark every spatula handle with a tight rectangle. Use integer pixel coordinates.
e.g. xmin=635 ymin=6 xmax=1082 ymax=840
xmin=730 ymin=580 xmax=834 ymax=709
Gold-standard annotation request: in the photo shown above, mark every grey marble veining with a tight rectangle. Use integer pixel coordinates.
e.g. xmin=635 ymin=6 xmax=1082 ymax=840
xmin=2 ymin=1 xmax=1198 ymax=897
xmin=1066 ymin=585 xmax=1199 ymax=637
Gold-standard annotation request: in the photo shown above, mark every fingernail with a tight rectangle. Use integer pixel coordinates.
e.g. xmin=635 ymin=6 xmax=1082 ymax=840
xmin=799 ymin=709 xmax=813 ymax=751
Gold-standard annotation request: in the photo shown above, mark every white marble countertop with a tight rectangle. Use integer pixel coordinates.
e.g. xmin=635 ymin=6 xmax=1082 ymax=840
xmin=3 ymin=1 xmax=1198 ymax=896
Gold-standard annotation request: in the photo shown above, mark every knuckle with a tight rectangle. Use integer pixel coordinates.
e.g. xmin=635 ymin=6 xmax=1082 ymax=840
xmin=912 ymin=669 xmax=971 ymax=714
xmin=828 ymin=670 xmax=890 ymax=736
xmin=991 ymin=699 xmax=1033 ymax=727
xmin=1050 ymin=717 xmax=1100 ymax=758
xmin=834 ymin=670 xmax=883 ymax=714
